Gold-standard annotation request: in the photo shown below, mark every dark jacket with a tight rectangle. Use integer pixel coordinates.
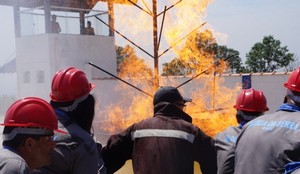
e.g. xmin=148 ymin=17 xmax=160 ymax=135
xmin=101 ymin=102 xmax=217 ymax=174
xmin=32 ymin=111 xmax=105 ymax=174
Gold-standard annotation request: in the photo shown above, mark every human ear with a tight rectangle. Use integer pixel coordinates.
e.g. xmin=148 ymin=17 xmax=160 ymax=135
xmin=24 ymin=138 xmax=37 ymax=152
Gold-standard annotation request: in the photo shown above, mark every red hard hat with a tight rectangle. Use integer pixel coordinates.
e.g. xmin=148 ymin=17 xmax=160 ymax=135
xmin=233 ymin=88 xmax=269 ymax=112
xmin=50 ymin=67 xmax=95 ymax=102
xmin=1 ymin=97 xmax=60 ymax=131
xmin=284 ymin=67 xmax=300 ymax=92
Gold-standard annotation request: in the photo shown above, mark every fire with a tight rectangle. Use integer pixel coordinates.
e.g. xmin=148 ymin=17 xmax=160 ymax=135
xmin=97 ymin=75 xmax=239 ymax=137
xmin=96 ymin=0 xmax=239 ymax=139
xmin=185 ymin=76 xmax=240 ymax=136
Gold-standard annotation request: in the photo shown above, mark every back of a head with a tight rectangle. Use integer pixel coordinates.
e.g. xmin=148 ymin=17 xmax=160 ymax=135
xmin=52 ymin=14 xmax=56 ymax=21
xmin=284 ymin=67 xmax=300 ymax=93
xmin=234 ymin=88 xmax=268 ymax=121
xmin=87 ymin=21 xmax=91 ymax=26
xmin=284 ymin=67 xmax=300 ymax=104
xmin=50 ymin=67 xmax=95 ymax=104
xmin=234 ymin=88 xmax=269 ymax=112
xmin=49 ymin=67 xmax=96 ymax=131
xmin=153 ymin=86 xmax=192 ymax=106
xmin=1 ymin=97 xmax=62 ymax=142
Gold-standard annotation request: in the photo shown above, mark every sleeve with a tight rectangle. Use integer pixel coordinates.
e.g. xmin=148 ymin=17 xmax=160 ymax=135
xmin=57 ymin=22 xmax=61 ymax=33
xmin=0 ymin=158 xmax=30 ymax=174
xmin=101 ymin=125 xmax=134 ymax=174
xmin=214 ymin=132 xmax=235 ymax=174
xmin=69 ymin=141 xmax=102 ymax=174
xmin=194 ymin=129 xmax=217 ymax=174
xmin=218 ymin=149 xmax=235 ymax=174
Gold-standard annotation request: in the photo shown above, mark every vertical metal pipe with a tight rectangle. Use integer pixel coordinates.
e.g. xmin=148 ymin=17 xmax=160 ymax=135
xmin=80 ymin=12 xmax=85 ymax=34
xmin=44 ymin=0 xmax=51 ymax=34
xmin=13 ymin=0 xmax=21 ymax=37
xmin=152 ymin=0 xmax=159 ymax=88
xmin=108 ymin=1 xmax=115 ymax=36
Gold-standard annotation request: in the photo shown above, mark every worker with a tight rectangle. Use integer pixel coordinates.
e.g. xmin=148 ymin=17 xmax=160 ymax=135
xmin=0 ymin=97 xmax=63 ymax=173
xmin=234 ymin=67 xmax=300 ymax=173
xmin=214 ymin=88 xmax=269 ymax=174
xmin=32 ymin=67 xmax=106 ymax=174
xmin=50 ymin=14 xmax=61 ymax=33
xmin=84 ymin=21 xmax=95 ymax=35
xmin=101 ymin=86 xmax=217 ymax=174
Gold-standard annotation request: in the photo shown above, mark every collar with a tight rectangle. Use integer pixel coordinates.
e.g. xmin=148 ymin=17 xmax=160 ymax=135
xmin=154 ymin=102 xmax=192 ymax=123
xmin=55 ymin=109 xmax=71 ymax=126
xmin=277 ymin=103 xmax=300 ymax=112
xmin=238 ymin=120 xmax=247 ymax=129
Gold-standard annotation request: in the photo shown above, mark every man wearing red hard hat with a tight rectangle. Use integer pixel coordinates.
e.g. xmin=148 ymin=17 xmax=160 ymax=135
xmin=234 ymin=67 xmax=300 ymax=174
xmin=214 ymin=88 xmax=268 ymax=174
xmin=33 ymin=67 xmax=106 ymax=174
xmin=0 ymin=97 xmax=64 ymax=173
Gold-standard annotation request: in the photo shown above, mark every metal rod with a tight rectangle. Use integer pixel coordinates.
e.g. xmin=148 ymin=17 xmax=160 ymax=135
xmin=152 ymin=0 xmax=159 ymax=88
xmin=88 ymin=62 xmax=153 ymax=97
xmin=128 ymin=0 xmax=152 ymax=15
xmin=176 ymin=55 xmax=235 ymax=88
xmin=158 ymin=22 xmax=207 ymax=58
xmin=157 ymin=6 xmax=167 ymax=51
xmin=141 ymin=0 xmax=152 ymax=15
xmin=94 ymin=16 xmax=154 ymax=59
xmin=157 ymin=0 xmax=182 ymax=17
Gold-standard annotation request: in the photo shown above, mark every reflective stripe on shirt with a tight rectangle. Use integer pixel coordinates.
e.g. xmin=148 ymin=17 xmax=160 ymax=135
xmin=131 ymin=129 xmax=195 ymax=143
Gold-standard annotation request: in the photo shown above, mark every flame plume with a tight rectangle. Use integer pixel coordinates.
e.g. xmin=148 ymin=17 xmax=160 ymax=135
xmin=96 ymin=0 xmax=239 ymax=139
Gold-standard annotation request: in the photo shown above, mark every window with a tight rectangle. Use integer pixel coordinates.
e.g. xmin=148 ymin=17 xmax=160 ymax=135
xmin=37 ymin=70 xmax=44 ymax=83
xmin=23 ymin=71 xmax=30 ymax=83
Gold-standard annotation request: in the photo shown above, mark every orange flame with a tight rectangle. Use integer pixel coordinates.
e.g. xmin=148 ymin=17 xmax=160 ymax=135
xmin=96 ymin=0 xmax=239 ymax=139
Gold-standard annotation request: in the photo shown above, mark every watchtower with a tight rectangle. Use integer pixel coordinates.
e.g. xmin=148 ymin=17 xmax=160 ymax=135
xmin=0 ymin=0 xmax=117 ymax=100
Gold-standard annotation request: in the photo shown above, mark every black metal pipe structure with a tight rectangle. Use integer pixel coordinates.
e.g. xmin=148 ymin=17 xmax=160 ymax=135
xmin=94 ymin=16 xmax=154 ymax=59
xmin=152 ymin=0 xmax=159 ymax=88
xmin=88 ymin=62 xmax=153 ymax=98
xmin=128 ymin=0 xmax=152 ymax=15
xmin=157 ymin=6 xmax=167 ymax=51
xmin=158 ymin=22 xmax=207 ymax=58
xmin=176 ymin=55 xmax=236 ymax=88
xmin=98 ymin=1 xmax=211 ymax=92
xmin=157 ymin=0 xmax=182 ymax=17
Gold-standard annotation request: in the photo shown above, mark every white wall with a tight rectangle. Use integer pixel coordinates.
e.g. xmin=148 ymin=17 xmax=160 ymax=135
xmin=0 ymin=71 xmax=291 ymax=143
xmin=15 ymin=33 xmax=117 ymax=100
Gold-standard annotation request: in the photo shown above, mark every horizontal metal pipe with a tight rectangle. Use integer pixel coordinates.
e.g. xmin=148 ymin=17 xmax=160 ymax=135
xmin=94 ymin=16 xmax=154 ymax=59
xmin=176 ymin=55 xmax=235 ymax=88
xmin=88 ymin=62 xmax=153 ymax=97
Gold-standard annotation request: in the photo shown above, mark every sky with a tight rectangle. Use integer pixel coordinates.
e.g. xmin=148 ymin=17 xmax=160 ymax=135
xmin=0 ymin=0 xmax=299 ymax=67
xmin=205 ymin=0 xmax=300 ymax=64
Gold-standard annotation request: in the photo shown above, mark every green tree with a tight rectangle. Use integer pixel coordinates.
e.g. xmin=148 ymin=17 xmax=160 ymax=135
xmin=245 ymin=35 xmax=295 ymax=72
xmin=215 ymin=45 xmax=242 ymax=73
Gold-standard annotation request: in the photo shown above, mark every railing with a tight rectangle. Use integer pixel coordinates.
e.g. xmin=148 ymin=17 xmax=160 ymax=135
xmin=18 ymin=6 xmax=110 ymax=36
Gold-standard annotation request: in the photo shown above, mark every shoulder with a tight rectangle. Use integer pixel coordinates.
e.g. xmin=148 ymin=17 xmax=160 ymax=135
xmin=55 ymin=123 xmax=97 ymax=152
xmin=0 ymin=149 xmax=29 ymax=173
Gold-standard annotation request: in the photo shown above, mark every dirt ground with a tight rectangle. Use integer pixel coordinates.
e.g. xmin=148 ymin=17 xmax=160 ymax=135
xmin=114 ymin=160 xmax=202 ymax=174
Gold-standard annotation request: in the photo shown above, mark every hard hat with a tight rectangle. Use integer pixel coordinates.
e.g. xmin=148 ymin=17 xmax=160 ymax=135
xmin=153 ymin=86 xmax=192 ymax=106
xmin=284 ymin=67 xmax=300 ymax=92
xmin=233 ymin=88 xmax=269 ymax=112
xmin=1 ymin=97 xmax=64 ymax=140
xmin=50 ymin=67 xmax=95 ymax=102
